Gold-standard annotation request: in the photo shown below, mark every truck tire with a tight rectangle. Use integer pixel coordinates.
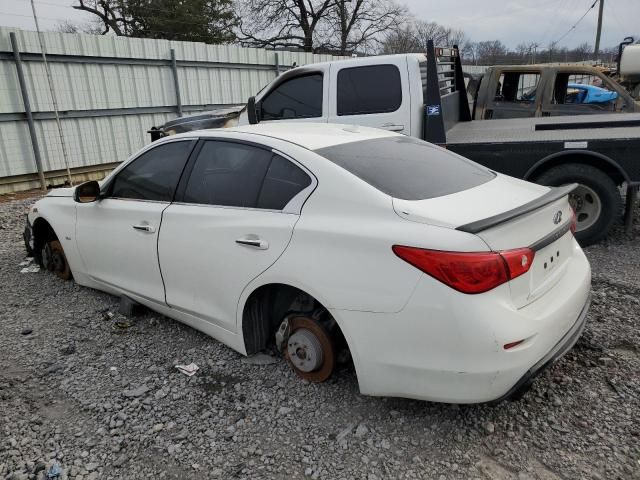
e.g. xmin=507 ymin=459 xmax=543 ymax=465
xmin=535 ymin=164 xmax=621 ymax=246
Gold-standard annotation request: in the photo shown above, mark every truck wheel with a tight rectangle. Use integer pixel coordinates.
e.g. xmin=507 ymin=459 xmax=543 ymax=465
xmin=535 ymin=164 xmax=621 ymax=246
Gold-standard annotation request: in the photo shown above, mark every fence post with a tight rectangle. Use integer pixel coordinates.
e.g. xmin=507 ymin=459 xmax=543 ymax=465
xmin=275 ymin=52 xmax=281 ymax=76
xmin=170 ymin=48 xmax=183 ymax=117
xmin=10 ymin=32 xmax=46 ymax=192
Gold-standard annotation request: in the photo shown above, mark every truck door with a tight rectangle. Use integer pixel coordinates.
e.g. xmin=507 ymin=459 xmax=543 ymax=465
xmin=541 ymin=71 xmax=628 ymax=116
xmin=257 ymin=69 xmax=329 ymax=124
xmin=481 ymin=70 xmax=541 ymax=119
xmin=328 ymin=57 xmax=410 ymax=135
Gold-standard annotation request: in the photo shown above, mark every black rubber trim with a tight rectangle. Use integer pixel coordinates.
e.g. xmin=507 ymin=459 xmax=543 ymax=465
xmin=529 ymin=221 xmax=572 ymax=252
xmin=491 ymin=293 xmax=591 ymax=404
xmin=456 ymin=183 xmax=578 ymax=234
xmin=535 ymin=119 xmax=640 ymax=131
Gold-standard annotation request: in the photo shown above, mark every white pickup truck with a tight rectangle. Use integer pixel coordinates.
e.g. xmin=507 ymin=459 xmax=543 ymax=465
xmin=151 ymin=42 xmax=640 ymax=246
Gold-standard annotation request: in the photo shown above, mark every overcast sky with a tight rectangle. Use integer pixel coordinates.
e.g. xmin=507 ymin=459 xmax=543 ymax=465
xmin=1 ymin=0 xmax=638 ymax=50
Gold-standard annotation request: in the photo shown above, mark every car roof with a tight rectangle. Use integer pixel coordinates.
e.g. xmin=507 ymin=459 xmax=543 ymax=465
xmin=181 ymin=123 xmax=401 ymax=150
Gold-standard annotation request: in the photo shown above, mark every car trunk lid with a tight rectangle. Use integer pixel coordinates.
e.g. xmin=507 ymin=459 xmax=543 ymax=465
xmin=393 ymin=175 xmax=577 ymax=307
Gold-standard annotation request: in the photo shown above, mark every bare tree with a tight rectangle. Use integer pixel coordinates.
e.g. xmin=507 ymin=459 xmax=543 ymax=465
xmin=55 ymin=19 xmax=105 ymax=35
xmin=324 ymin=0 xmax=407 ymax=54
xmin=476 ymin=40 xmax=507 ymax=64
xmin=381 ymin=24 xmax=419 ymax=54
xmin=238 ymin=0 xmax=334 ymax=52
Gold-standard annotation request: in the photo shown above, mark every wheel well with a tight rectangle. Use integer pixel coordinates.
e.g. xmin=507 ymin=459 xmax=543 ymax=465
xmin=241 ymin=283 xmax=347 ymax=356
xmin=32 ymin=218 xmax=58 ymax=261
xmin=526 ymin=152 xmax=627 ymax=186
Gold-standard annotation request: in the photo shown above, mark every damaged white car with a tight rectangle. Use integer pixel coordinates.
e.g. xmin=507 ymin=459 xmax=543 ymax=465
xmin=24 ymin=123 xmax=591 ymax=403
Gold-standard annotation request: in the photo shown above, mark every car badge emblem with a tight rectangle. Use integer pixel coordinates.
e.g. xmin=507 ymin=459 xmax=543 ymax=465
xmin=553 ymin=211 xmax=563 ymax=224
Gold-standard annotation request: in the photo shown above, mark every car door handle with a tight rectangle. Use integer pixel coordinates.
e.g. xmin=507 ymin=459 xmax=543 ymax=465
xmin=132 ymin=224 xmax=156 ymax=233
xmin=381 ymin=123 xmax=404 ymax=131
xmin=236 ymin=237 xmax=269 ymax=250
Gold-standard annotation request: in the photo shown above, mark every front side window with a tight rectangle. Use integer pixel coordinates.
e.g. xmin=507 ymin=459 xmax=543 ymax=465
xmin=553 ymin=73 xmax=618 ymax=107
xmin=261 ymin=74 xmax=323 ymax=120
xmin=337 ymin=65 xmax=402 ymax=116
xmin=109 ymin=141 xmax=193 ymax=202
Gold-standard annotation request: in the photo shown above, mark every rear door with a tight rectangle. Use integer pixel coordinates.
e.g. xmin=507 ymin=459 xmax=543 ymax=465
xmin=158 ymin=139 xmax=315 ymax=331
xmin=75 ymin=140 xmax=195 ymax=302
xmin=328 ymin=58 xmax=410 ymax=134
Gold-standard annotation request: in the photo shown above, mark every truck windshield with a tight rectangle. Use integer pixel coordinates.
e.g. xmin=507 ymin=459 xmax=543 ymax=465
xmin=314 ymin=136 xmax=495 ymax=200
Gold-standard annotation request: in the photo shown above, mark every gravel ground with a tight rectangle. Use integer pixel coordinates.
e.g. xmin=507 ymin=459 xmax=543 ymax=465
xmin=1 ymin=195 xmax=639 ymax=480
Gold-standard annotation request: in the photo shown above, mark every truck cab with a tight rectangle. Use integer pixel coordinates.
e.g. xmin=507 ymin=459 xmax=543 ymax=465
xmin=473 ymin=65 xmax=639 ymax=120
xmin=237 ymin=54 xmax=428 ymax=138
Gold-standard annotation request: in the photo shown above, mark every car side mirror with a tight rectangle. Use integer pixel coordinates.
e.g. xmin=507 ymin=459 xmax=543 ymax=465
xmin=74 ymin=180 xmax=101 ymax=203
xmin=247 ymin=96 xmax=260 ymax=124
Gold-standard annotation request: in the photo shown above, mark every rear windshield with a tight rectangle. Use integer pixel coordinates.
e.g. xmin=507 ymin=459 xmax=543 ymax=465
xmin=314 ymin=136 xmax=495 ymax=200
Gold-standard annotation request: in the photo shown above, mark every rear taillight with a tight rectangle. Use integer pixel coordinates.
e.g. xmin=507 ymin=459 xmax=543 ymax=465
xmin=569 ymin=208 xmax=577 ymax=235
xmin=392 ymin=246 xmax=535 ymax=294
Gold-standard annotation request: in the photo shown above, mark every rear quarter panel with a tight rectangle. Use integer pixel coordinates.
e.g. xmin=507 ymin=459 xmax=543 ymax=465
xmin=243 ymin=146 xmax=489 ymax=313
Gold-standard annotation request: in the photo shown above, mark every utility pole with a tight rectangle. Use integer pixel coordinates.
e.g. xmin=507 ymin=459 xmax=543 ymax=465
xmin=594 ymin=0 xmax=604 ymax=58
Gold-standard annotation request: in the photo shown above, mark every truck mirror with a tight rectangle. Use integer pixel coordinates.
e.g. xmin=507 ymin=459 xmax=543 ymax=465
xmin=247 ymin=96 xmax=259 ymax=124
xmin=74 ymin=180 xmax=101 ymax=203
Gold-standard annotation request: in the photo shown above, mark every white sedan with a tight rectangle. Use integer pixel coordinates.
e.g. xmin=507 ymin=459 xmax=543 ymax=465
xmin=24 ymin=123 xmax=591 ymax=403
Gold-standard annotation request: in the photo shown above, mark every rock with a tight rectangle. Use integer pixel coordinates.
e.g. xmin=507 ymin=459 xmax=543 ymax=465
xmin=483 ymin=422 xmax=495 ymax=434
xmin=336 ymin=424 xmax=354 ymax=443
xmin=278 ymin=406 xmax=293 ymax=416
xmin=122 ymin=385 xmax=150 ymax=398
xmin=355 ymin=423 xmax=369 ymax=438
xmin=241 ymin=353 xmax=277 ymax=365
xmin=380 ymin=439 xmax=391 ymax=449
xmin=21 ymin=327 xmax=33 ymax=335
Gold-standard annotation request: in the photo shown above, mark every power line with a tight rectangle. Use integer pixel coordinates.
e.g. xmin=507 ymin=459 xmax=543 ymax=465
xmin=553 ymin=0 xmax=599 ymax=44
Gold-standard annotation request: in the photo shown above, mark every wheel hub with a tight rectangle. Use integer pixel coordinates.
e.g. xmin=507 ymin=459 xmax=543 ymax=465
xmin=282 ymin=316 xmax=335 ymax=383
xmin=568 ymin=184 xmax=601 ymax=232
xmin=287 ymin=328 xmax=323 ymax=373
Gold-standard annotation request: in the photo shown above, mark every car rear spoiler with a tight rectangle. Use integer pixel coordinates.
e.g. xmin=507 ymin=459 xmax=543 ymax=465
xmin=456 ymin=183 xmax=578 ymax=234
xmin=423 ymin=40 xmax=472 ymax=145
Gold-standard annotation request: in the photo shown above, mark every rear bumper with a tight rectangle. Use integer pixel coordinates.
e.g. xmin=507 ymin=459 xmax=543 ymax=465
xmin=333 ymin=238 xmax=591 ymax=403
xmin=492 ymin=293 xmax=590 ymax=403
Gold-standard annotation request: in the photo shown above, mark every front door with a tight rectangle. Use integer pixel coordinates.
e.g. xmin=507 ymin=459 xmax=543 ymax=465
xmin=75 ymin=140 xmax=195 ymax=302
xmin=158 ymin=140 xmax=314 ymax=331
xmin=328 ymin=57 xmax=411 ymax=135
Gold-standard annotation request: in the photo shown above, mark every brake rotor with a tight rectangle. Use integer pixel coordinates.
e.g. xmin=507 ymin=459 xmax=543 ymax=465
xmin=49 ymin=240 xmax=71 ymax=280
xmin=284 ymin=316 xmax=335 ymax=383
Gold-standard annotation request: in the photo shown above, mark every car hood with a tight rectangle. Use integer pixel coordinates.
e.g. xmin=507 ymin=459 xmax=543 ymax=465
xmin=46 ymin=187 xmax=75 ymax=198
xmin=392 ymin=174 xmax=549 ymax=229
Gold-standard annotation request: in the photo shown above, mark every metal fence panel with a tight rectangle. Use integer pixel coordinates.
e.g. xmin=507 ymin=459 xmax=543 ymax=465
xmin=0 ymin=27 xmax=347 ymax=186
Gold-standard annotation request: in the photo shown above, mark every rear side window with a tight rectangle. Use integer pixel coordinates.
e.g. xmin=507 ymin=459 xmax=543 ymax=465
xmin=183 ymin=141 xmax=272 ymax=208
xmin=261 ymin=74 xmax=323 ymax=120
xmin=337 ymin=65 xmax=402 ymax=116
xmin=257 ymin=155 xmax=312 ymax=210
xmin=494 ymin=72 xmax=540 ymax=102
xmin=314 ymin=136 xmax=494 ymax=200
xmin=109 ymin=141 xmax=193 ymax=202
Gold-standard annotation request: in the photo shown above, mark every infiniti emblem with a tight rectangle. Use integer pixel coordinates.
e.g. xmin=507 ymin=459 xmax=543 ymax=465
xmin=553 ymin=211 xmax=563 ymax=224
